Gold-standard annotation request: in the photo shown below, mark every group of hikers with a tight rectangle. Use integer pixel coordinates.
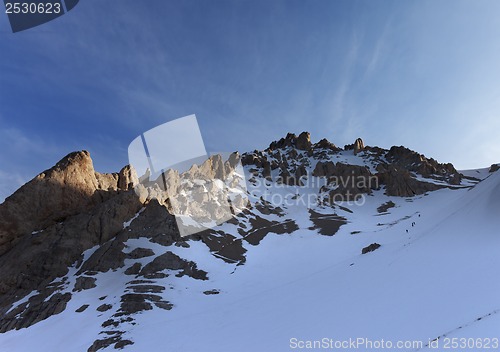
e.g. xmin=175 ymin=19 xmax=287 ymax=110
xmin=406 ymin=214 xmax=421 ymax=233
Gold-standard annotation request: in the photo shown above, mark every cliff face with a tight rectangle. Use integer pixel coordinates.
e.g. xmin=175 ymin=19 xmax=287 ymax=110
xmin=0 ymin=151 xmax=145 ymax=332
xmin=0 ymin=151 xmax=139 ymax=256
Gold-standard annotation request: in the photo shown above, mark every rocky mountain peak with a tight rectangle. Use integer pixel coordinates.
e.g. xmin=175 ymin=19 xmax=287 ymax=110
xmin=0 ymin=150 xmax=140 ymax=257
xmin=314 ymin=138 xmax=340 ymax=151
xmin=244 ymin=132 xmax=465 ymax=199
xmin=267 ymin=131 xmax=312 ymax=151
xmin=296 ymin=131 xmax=312 ymax=150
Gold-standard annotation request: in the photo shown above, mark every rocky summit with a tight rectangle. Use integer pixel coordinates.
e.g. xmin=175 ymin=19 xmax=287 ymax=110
xmin=0 ymin=133 xmax=498 ymax=352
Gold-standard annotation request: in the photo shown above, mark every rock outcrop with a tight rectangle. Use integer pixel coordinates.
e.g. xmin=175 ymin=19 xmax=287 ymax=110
xmin=344 ymin=138 xmax=365 ymax=154
xmin=354 ymin=138 xmax=365 ymax=155
xmin=314 ymin=138 xmax=340 ymax=151
xmin=268 ymin=132 xmax=312 ymax=151
xmin=376 ymin=164 xmax=441 ymax=197
xmin=0 ymin=151 xmax=139 ymax=256
xmin=362 ymin=243 xmax=381 ymax=254
xmin=296 ymin=132 xmax=312 ymax=151
xmin=385 ymin=146 xmax=461 ymax=185
xmin=328 ymin=163 xmax=376 ymax=201
xmin=312 ymin=161 xmax=336 ymax=177
xmin=0 ymin=151 xmax=144 ymax=333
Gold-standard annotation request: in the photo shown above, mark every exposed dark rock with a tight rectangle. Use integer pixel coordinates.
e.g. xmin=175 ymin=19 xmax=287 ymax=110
xmin=175 ymin=240 xmax=190 ymax=248
xmin=76 ymin=304 xmax=89 ymax=313
xmin=295 ymin=164 xmax=308 ymax=181
xmin=490 ymin=164 xmax=499 ymax=173
xmin=97 ymin=304 xmax=112 ymax=312
xmin=362 ymin=243 xmax=381 ymax=254
xmin=115 ymin=340 xmax=134 ymax=349
xmin=88 ymin=332 xmax=130 ymax=352
xmin=0 ymin=292 xmax=71 ymax=333
xmin=128 ymin=285 xmax=165 ymax=294
xmin=126 ymin=248 xmax=155 ymax=259
xmin=0 ymin=188 xmax=142 ymax=313
xmin=77 ymin=236 xmax=127 ymax=274
xmin=241 ymin=151 xmax=267 ymax=168
xmin=255 ymin=200 xmax=285 ymax=217
xmin=312 ymin=161 xmax=336 ymax=177
xmin=143 ymin=273 xmax=168 ymax=280
xmin=116 ymin=294 xmax=153 ymax=316
xmin=115 ymin=292 xmax=172 ymax=317
xmin=328 ymin=163 xmax=376 ymax=201
xmin=196 ymin=229 xmax=247 ymax=264
xmin=127 ymin=280 xmax=154 ymax=285
xmin=262 ymin=160 xmax=272 ymax=179
xmin=154 ymin=301 xmax=173 ymax=310
xmin=268 ymin=133 xmax=297 ymax=151
xmin=314 ymin=162 xmax=376 ymax=200
xmin=124 ymin=263 xmax=142 ymax=276
xmin=377 ymin=201 xmax=396 ymax=213
xmin=204 ymin=289 xmax=220 ymax=295
xmin=127 ymin=200 xmax=181 ymax=246
xmin=140 ymin=252 xmax=208 ymax=280
xmin=149 ymin=233 xmax=178 ymax=247
xmin=314 ymin=138 xmax=340 ymax=151
xmin=101 ymin=319 xmax=119 ymax=328
xmin=377 ymin=164 xmax=442 ymax=197
xmin=73 ymin=276 xmax=97 ymax=292
xmin=0 ymin=150 xmax=149 ymax=333
xmin=385 ymin=146 xmax=462 ymax=185
xmin=240 ymin=215 xmax=299 ymax=245
xmin=296 ymin=132 xmax=312 ymax=151
xmin=308 ymin=209 xmax=347 ymax=236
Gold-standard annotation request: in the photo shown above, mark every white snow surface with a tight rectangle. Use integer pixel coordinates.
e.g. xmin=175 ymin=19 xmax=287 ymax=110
xmin=1 ymin=170 xmax=499 ymax=352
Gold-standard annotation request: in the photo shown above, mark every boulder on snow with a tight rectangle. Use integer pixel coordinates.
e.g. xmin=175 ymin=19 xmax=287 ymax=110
xmin=362 ymin=243 xmax=381 ymax=254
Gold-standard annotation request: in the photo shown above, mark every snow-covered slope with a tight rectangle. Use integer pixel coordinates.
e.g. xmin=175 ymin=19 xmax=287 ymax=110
xmin=0 ymin=136 xmax=498 ymax=352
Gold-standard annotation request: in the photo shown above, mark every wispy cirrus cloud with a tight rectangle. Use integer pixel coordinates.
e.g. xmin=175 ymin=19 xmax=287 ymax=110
xmin=1 ymin=0 xmax=500 ymax=185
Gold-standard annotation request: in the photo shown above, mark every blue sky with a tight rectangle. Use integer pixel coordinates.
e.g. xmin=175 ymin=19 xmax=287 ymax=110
xmin=1 ymin=0 xmax=500 ymax=201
